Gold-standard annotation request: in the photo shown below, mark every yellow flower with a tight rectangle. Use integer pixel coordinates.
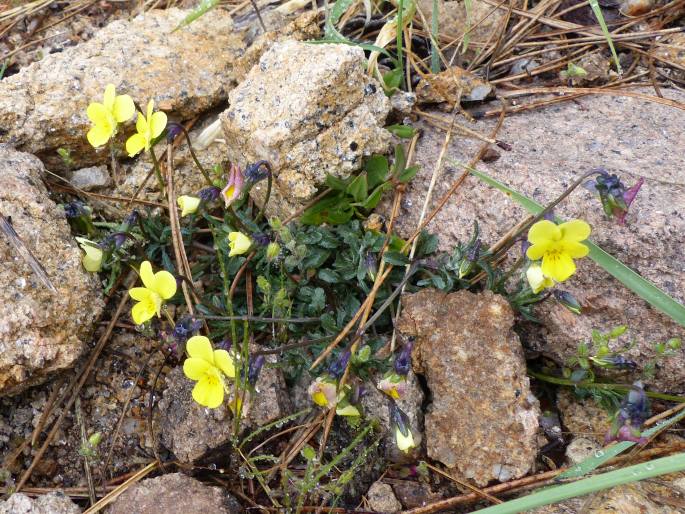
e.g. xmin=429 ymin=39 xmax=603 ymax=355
xmin=336 ymin=403 xmax=360 ymax=417
xmin=128 ymin=261 xmax=177 ymax=325
xmin=228 ymin=231 xmax=252 ymax=257
xmin=526 ymin=262 xmax=554 ymax=294
xmin=182 ymin=336 xmax=236 ymax=408
xmin=75 ymin=237 xmax=103 ymax=272
xmin=125 ymin=100 xmax=167 ymax=157
xmin=86 ymin=84 xmax=135 ymax=148
xmin=177 ymin=195 xmax=200 ymax=217
xmin=378 ymin=373 xmax=407 ymax=400
xmin=308 ymin=376 xmax=337 ymax=408
xmin=526 ymin=220 xmax=591 ymax=282
xmin=395 ymin=425 xmax=415 ymax=453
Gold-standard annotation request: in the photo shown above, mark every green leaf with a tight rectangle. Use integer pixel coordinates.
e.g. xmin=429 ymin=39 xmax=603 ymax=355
xmin=383 ymin=251 xmax=410 ymax=266
xmin=397 ymin=165 xmax=419 ymax=183
xmin=357 ymin=183 xmax=391 ymax=210
xmin=173 ymin=0 xmax=220 ymax=31
xmin=324 ymin=0 xmax=356 ymax=39
xmin=465 ymin=164 xmax=685 ymax=329
xmin=365 ymin=155 xmax=389 ymax=188
xmin=386 ymin=124 xmax=416 ymax=138
xmin=393 ymin=144 xmax=407 ymax=174
xmin=383 ymin=68 xmax=403 ymax=91
xmin=326 ymin=174 xmax=351 ymax=192
xmin=346 ymin=174 xmax=368 ymax=203
xmin=318 ymin=269 xmax=341 ymax=283
xmin=473 ymin=452 xmax=685 ymax=514
xmin=301 ymin=195 xmax=353 ymax=225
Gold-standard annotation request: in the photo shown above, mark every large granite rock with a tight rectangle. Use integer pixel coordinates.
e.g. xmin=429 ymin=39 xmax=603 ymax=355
xmin=220 ymin=40 xmax=392 ymax=218
xmin=0 ymin=146 xmax=103 ymax=395
xmin=386 ymin=88 xmax=685 ymax=392
xmin=397 ymin=289 xmax=540 ymax=486
xmin=0 ymin=8 xmax=244 ymax=170
xmin=105 ymin=473 xmax=241 ymax=514
xmin=0 ymin=492 xmax=80 ymax=514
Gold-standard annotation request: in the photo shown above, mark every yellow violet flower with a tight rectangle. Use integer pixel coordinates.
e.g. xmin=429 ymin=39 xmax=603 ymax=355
xmin=395 ymin=425 xmax=415 ymax=453
xmin=177 ymin=195 xmax=200 ymax=217
xmin=228 ymin=231 xmax=252 ymax=257
xmin=526 ymin=262 xmax=554 ymax=294
xmin=182 ymin=336 xmax=236 ymax=408
xmin=75 ymin=237 xmax=103 ymax=272
xmin=125 ymin=100 xmax=167 ymax=157
xmin=308 ymin=376 xmax=337 ymax=408
xmin=86 ymin=84 xmax=135 ymax=148
xmin=128 ymin=261 xmax=177 ymax=325
xmin=526 ymin=219 xmax=591 ymax=282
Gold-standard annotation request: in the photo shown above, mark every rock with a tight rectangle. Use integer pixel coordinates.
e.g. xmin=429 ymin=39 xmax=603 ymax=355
xmin=656 ymin=33 xmax=685 ymax=82
xmin=220 ymin=40 xmax=392 ymax=218
xmin=360 ymin=372 xmax=424 ymax=461
xmin=557 ymin=390 xmax=612 ymax=445
xmin=390 ymin=480 xmax=444 ymax=510
xmin=385 ymin=88 xmax=685 ymax=392
xmin=0 ymin=8 xmax=244 ymax=170
xmin=104 ymin=473 xmax=241 ymax=514
xmin=397 ymin=289 xmax=540 ymax=486
xmin=157 ymin=351 xmax=290 ymax=462
xmin=416 ymin=67 xmax=494 ymax=105
xmin=367 ymin=481 xmax=402 ymax=513
xmin=619 ymin=0 xmax=654 ymax=16
xmin=0 ymin=492 xmax=81 ymax=514
xmin=0 ymin=146 xmax=103 ymax=395
xmin=68 ymin=165 xmax=111 ymax=191
xmin=565 ymin=437 xmax=602 ymax=465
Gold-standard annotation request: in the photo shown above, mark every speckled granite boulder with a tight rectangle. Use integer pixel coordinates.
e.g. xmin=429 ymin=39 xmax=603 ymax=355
xmin=385 ymin=88 xmax=685 ymax=392
xmin=397 ymin=289 xmax=540 ymax=486
xmin=0 ymin=145 xmax=103 ymax=395
xmin=105 ymin=473 xmax=242 ymax=514
xmin=0 ymin=8 xmax=244 ymax=170
xmin=220 ymin=40 xmax=392 ymax=218
xmin=0 ymin=492 xmax=80 ymax=514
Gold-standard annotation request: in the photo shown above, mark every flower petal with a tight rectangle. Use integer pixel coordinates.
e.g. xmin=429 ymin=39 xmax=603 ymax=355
xmin=192 ymin=377 xmax=224 ymax=408
xmin=214 ymin=350 xmax=235 ymax=378
xmin=135 ymin=111 xmax=148 ymax=137
xmin=149 ymin=111 xmax=167 ymax=140
xmin=542 ymin=252 xmax=576 ymax=282
xmin=113 ymin=94 xmax=135 ymax=123
xmin=139 ymin=261 xmax=156 ymax=290
xmin=186 ymin=335 xmax=214 ymax=364
xmin=87 ymin=124 xmax=112 ymax=148
xmin=146 ymin=100 xmax=154 ymax=123
xmin=82 ymin=245 xmax=103 ymax=272
xmin=152 ymin=270 xmax=177 ymax=299
xmin=87 ymin=102 xmax=109 ymax=125
xmin=103 ymin=84 xmax=116 ymax=111
xmin=129 ymin=287 xmax=153 ymax=302
xmin=526 ymin=243 xmax=549 ymax=261
xmin=131 ymin=300 xmax=155 ymax=325
xmin=561 ymin=241 xmax=590 ymax=259
xmin=125 ymin=133 xmax=146 ymax=157
xmin=559 ymin=219 xmax=591 ymax=242
xmin=183 ymin=357 xmax=211 ymax=380
xmin=528 ymin=220 xmax=561 ymax=245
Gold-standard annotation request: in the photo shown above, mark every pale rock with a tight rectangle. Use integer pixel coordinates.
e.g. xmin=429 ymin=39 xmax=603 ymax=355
xmin=367 ymin=481 xmax=402 ymax=513
xmin=68 ymin=165 xmax=111 ymax=191
xmin=221 ymin=40 xmax=392 ymax=218
xmin=0 ymin=493 xmax=80 ymax=514
xmin=397 ymin=289 xmax=540 ymax=486
xmin=565 ymin=436 xmax=602 ymax=465
xmin=0 ymin=145 xmax=103 ymax=395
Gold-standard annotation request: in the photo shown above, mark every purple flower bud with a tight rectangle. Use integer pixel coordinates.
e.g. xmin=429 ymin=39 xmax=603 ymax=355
xmin=63 ymin=201 xmax=88 ymax=218
xmin=198 ymin=186 xmax=220 ymax=203
xmin=615 ymin=177 xmax=644 ymax=225
xmin=248 ymin=355 xmax=265 ymax=386
xmin=252 ymin=233 xmax=271 ymax=247
xmin=222 ymin=164 xmax=245 ymax=207
xmin=554 ymin=290 xmax=582 ymax=315
xmin=244 ymin=160 xmax=271 ymax=183
xmin=166 ymin=122 xmax=184 ymax=143
xmin=389 ymin=401 xmax=411 ymax=438
xmin=521 ymin=238 xmax=531 ymax=256
xmin=394 ymin=339 xmax=414 ymax=376
xmin=216 ymin=339 xmax=232 ymax=351
xmin=123 ymin=210 xmax=139 ymax=229
xmin=328 ymin=350 xmax=351 ymax=379
xmin=173 ymin=316 xmax=202 ymax=343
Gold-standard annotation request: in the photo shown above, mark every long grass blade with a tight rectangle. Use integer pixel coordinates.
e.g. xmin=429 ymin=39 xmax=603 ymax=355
xmin=588 ymin=0 xmax=622 ymax=74
xmin=465 ymin=165 xmax=685 ymax=328
xmin=430 ymin=0 xmax=440 ymax=73
xmin=473 ymin=452 xmax=685 ymax=514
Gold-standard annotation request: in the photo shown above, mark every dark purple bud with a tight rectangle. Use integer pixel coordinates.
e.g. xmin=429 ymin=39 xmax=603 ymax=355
xmin=365 ymin=252 xmax=378 ymax=281
xmin=466 ymin=239 xmax=481 ymax=262
xmin=328 ymin=350 xmax=351 ymax=379
xmin=389 ymin=401 xmax=411 ymax=438
xmin=166 ymin=122 xmax=184 ymax=143
xmin=216 ymin=339 xmax=232 ymax=351
xmin=198 ymin=186 xmax=221 ymax=203
xmin=521 ymin=238 xmax=531 ymax=256
xmin=594 ymin=355 xmax=637 ymax=370
xmin=394 ymin=339 xmax=414 ymax=376
xmin=615 ymin=177 xmax=644 ymax=225
xmin=123 ymin=210 xmax=139 ymax=228
xmin=248 ymin=355 xmax=265 ymax=386
xmin=554 ymin=290 xmax=582 ymax=315
xmin=622 ymin=381 xmax=650 ymax=426
xmin=244 ymin=160 xmax=271 ymax=183
xmin=543 ymin=210 xmax=555 ymax=222
xmin=63 ymin=201 xmax=88 ymax=218
xmin=173 ymin=316 xmax=202 ymax=343
xmin=540 ymin=411 xmax=564 ymax=443
xmin=496 ymin=140 xmax=512 ymax=151
xmin=252 ymin=233 xmax=271 ymax=247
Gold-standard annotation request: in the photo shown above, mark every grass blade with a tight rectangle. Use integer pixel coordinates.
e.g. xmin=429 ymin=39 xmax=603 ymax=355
xmin=173 ymin=0 xmax=220 ymax=31
xmin=430 ymin=0 xmax=440 ymax=73
xmin=465 ymin=165 xmax=685 ymax=328
xmin=588 ymin=0 xmax=622 ymax=74
xmin=473 ymin=452 xmax=685 ymax=514
xmin=557 ymin=405 xmax=685 ymax=479
xmin=325 ymin=0 xmax=356 ymax=39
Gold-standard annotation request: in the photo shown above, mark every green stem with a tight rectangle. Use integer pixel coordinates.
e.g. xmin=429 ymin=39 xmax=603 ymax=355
xmin=148 ymin=148 xmax=166 ymax=196
xmin=396 ymin=0 xmax=404 ymax=89
xmin=254 ymin=171 xmax=272 ymax=224
xmin=529 ymin=370 xmax=685 ymax=403
xmin=178 ymin=124 xmax=213 ymax=186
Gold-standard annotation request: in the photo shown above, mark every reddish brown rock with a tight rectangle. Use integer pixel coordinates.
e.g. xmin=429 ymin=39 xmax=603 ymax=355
xmin=397 ymin=289 xmax=540 ymax=486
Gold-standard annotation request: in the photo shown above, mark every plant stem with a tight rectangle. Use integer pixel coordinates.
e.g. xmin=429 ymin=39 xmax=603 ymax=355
xmin=529 ymin=370 xmax=685 ymax=403
xmin=254 ymin=171 xmax=272 ymax=224
xmin=177 ymin=124 xmax=213 ymax=186
xmin=148 ymin=148 xmax=165 ymax=196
